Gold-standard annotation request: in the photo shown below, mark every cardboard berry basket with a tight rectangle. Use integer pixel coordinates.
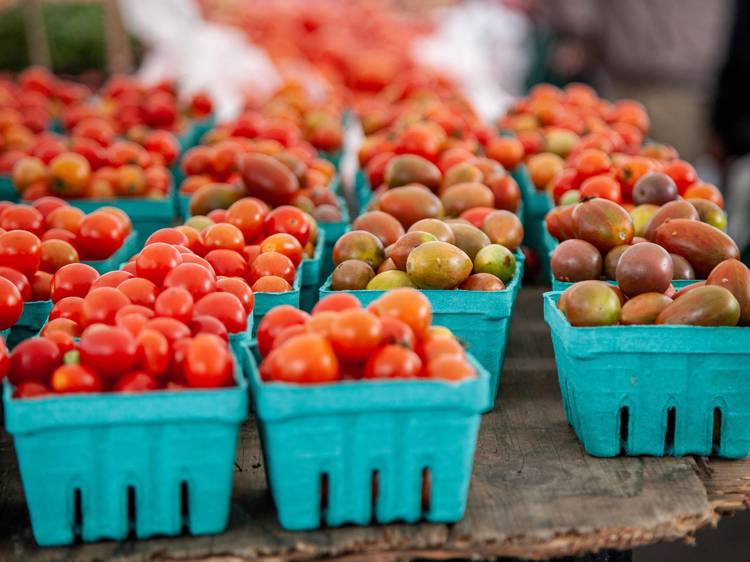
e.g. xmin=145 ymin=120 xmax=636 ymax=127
xmin=82 ymin=231 xmax=140 ymax=274
xmin=3 ymin=347 xmax=249 ymax=547
xmin=246 ymin=351 xmax=490 ymax=531
xmin=320 ymin=149 xmax=343 ymax=170
xmin=177 ymin=116 xmax=215 ymax=153
xmin=515 ymin=164 xmax=553 ymax=280
xmin=544 ymin=291 xmax=750 ymax=458
xmin=319 ymin=251 xmax=524 ymax=409
xmin=300 ymin=229 xmax=326 ymax=312
xmin=0 ymin=174 xmax=19 ymax=202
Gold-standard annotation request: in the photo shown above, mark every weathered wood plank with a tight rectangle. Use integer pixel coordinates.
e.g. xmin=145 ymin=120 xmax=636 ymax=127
xmin=0 ymin=286 xmax=744 ymax=561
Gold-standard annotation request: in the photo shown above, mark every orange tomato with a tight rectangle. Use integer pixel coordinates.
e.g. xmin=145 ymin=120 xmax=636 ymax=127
xmin=49 ymin=153 xmax=91 ymax=197
xmin=684 ymin=182 xmax=724 ymax=208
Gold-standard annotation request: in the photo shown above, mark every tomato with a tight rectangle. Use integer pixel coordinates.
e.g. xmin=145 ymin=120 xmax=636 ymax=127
xmin=194 ymin=292 xmax=246 ymax=333
xmin=97 ymin=207 xmax=132 ymax=235
xmin=116 ymin=311 xmax=149 ymax=338
xmin=136 ymin=328 xmax=169 ymax=377
xmin=364 ymin=345 xmax=422 ymax=379
xmin=75 ymin=211 xmax=126 ymax=261
xmin=8 ymin=337 xmax=61 ymax=385
xmin=256 ymin=305 xmax=309 ymax=357
xmin=42 ymin=330 xmax=76 ymax=355
xmin=0 ymin=230 xmax=41 ymax=276
xmin=11 ymin=156 xmax=48 ymax=193
xmin=426 ymin=354 xmax=476 ymax=381
xmin=329 ymin=309 xmax=382 ymax=361
xmin=168 ymin=337 xmax=192 ymax=380
xmin=0 ymin=266 xmax=31 ymax=301
xmin=90 ymin=270 xmax=133 ymax=290
xmin=190 ymin=315 xmax=229 ymax=341
xmin=41 ymin=317 xmax=81 ymax=337
xmin=72 ymin=116 xmax=115 ymax=146
xmin=251 ymin=276 xmax=291 ymax=292
xmin=248 ymin=251 xmax=295 ymax=284
xmin=50 ymin=262 xmax=99 ymax=301
xmin=395 ymin=123 xmax=443 ymax=161
xmin=182 ymin=146 xmax=212 ymax=175
xmin=146 ymin=228 xmax=188 ymax=247
xmin=114 ymin=165 xmax=147 ymax=197
xmin=242 ymin=244 xmax=261 ymax=265
xmin=49 ymin=296 xmax=84 ymax=324
xmin=485 ymin=136 xmax=524 ymax=170
xmin=117 ymin=277 xmax=159 ymax=308
xmin=107 ymin=140 xmax=146 ymax=167
xmin=216 ymin=277 xmax=254 ymax=315
xmin=459 ymin=207 xmax=496 ymax=229
xmin=144 ymin=165 xmax=171 ymax=194
xmin=260 ymin=233 xmax=304 ymax=267
xmin=143 ymin=130 xmax=179 ymax=166
xmin=160 ymin=263 xmax=215 ymax=304
xmin=223 ymin=199 xmax=268 ymax=246
xmin=49 ymin=153 xmax=91 ymax=197
xmin=81 ymin=287 xmax=130 ymax=326
xmin=207 ymin=209 xmax=228 ymax=223
xmin=136 ymin=242 xmax=183 ymax=286
xmin=312 ymin=293 xmax=361 ymax=314
xmin=261 ymin=332 xmax=339 ymax=383
xmin=184 ymin=334 xmax=234 ymax=388
xmin=610 ymin=99 xmax=650 ymax=133
xmin=202 ymin=223 xmax=245 ymax=253
xmin=0 ymin=205 xmax=43 ymax=237
xmin=616 ymin=156 xmax=656 ymax=201
xmin=79 ymin=325 xmax=138 ymax=379
xmin=70 ymin=137 xmax=108 ymax=169
xmin=579 ymin=174 xmax=621 ymax=202
xmin=113 ymin=371 xmax=159 ymax=392
xmin=13 ymin=381 xmax=48 ymax=398
xmin=115 ymin=304 xmax=155 ymax=322
xmin=664 ymin=160 xmax=698 ymax=195
xmin=204 ymin=249 xmax=247 ymax=278
xmin=39 ymin=239 xmax=79 ymax=273
xmin=380 ymin=317 xmax=416 ymax=349
xmin=684 ymin=182 xmax=724 ymax=208
xmin=420 ymin=335 xmax=465 ymax=363
xmin=180 ymin=253 xmax=215 ymax=274
xmin=0 ymin=276 xmax=22 ymax=329
xmin=368 ymin=292 xmax=428 ymax=340
xmin=154 ymin=287 xmax=194 ymax=324
xmin=574 ymin=149 xmax=611 ymax=181
xmin=263 ymin=205 xmax=311 ymax=245
xmin=50 ymin=364 xmax=102 ymax=393
xmin=46 ymin=205 xmax=84 ymax=233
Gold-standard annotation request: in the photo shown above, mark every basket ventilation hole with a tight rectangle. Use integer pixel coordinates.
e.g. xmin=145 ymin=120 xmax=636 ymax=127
xmin=370 ymin=470 xmax=380 ymax=523
xmin=619 ymin=406 xmax=629 ymax=455
xmin=421 ymin=468 xmax=431 ymax=516
xmin=712 ymin=407 xmax=723 ymax=455
xmin=319 ymin=473 xmax=329 ymax=526
xmin=180 ymin=481 xmax=190 ymax=534
xmin=665 ymin=407 xmax=677 ymax=455
xmin=126 ymin=486 xmax=137 ymax=539
xmin=72 ymin=487 xmax=83 ymax=543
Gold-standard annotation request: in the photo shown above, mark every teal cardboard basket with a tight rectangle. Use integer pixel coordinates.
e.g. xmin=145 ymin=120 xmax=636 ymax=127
xmin=82 ymin=231 xmax=139 ymax=274
xmin=0 ymin=174 xmax=19 ymax=202
xmin=248 ymin=351 xmax=489 ymax=530
xmin=550 ymin=278 xmax=700 ymax=292
xmin=544 ymin=291 xmax=750 ymax=458
xmin=8 ymin=300 xmax=54 ymax=348
xmin=177 ymin=116 xmax=215 ymax=153
xmin=320 ymin=149 xmax=343 ymax=170
xmin=318 ymin=193 xmax=351 ymax=284
xmin=515 ymin=165 xmax=553 ymax=280
xmin=3 ymin=347 xmax=249 ymax=546
xmin=300 ymin=230 xmax=326 ymax=312
xmin=319 ymin=251 xmax=524 ymax=408
xmin=252 ymin=268 xmax=302 ymax=338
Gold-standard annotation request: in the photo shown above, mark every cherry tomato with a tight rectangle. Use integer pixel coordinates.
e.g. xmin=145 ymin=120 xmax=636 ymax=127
xmin=46 ymin=205 xmax=84 ymax=233
xmin=76 ymin=211 xmax=126 ymax=260
xmin=216 ymin=277 xmax=254 ymax=315
xmin=90 ymin=270 xmax=133 ymax=290
xmin=12 ymin=156 xmax=48 ymax=192
xmin=115 ymin=304 xmax=155 ymax=323
xmin=13 ymin=381 xmax=48 ymax=398
xmin=49 ymin=296 xmax=84 ymax=324
xmin=459 ymin=207 xmax=496 ymax=229
xmin=579 ymin=174 xmax=621 ymax=202
xmin=182 ymin=145 xmax=212 ymax=175
xmin=184 ymin=334 xmax=234 ymax=388
xmin=242 ymin=244 xmax=261 ymax=265
xmin=39 ymin=238 xmax=79 ymax=273
xmin=0 ymin=204 xmax=44 ymax=236
xmin=0 ymin=266 xmax=31 ymax=301
xmin=260 ymin=233 xmax=304 ymax=267
xmin=312 ymin=293 xmax=362 ymax=315
xmin=204 ymin=249 xmax=247 ymax=278
xmin=161 ymin=263 xmax=215 ymax=303
xmin=256 ymin=305 xmax=309 ymax=357
xmin=82 ymin=287 xmax=131 ymax=326
xmin=251 ymin=275 xmax=291 ymax=293
xmin=49 ymin=152 xmax=90 ymax=197
xmin=193 ymin=292 xmax=246 ymax=333
xmin=0 ymin=230 xmax=41 ymax=276
xmin=51 ymin=364 xmax=103 ymax=393
xmin=145 ymin=228 xmax=189 ymax=247
xmin=0 ymin=276 xmax=22 ymax=329
xmin=116 ymin=311 xmax=149 ymax=338
xmin=485 ymin=136 xmax=524 ymax=170
xmin=264 ymin=205 xmax=311 ymax=245
xmin=202 ymin=223 xmax=245 ymax=252
xmin=179 ymin=253 xmax=216 ymax=274
xmin=41 ymin=317 xmax=81 ymax=337
xmin=144 ymin=316 xmax=191 ymax=346
xmin=31 ymin=196 xmax=67 ymax=219
xmin=43 ymin=330 xmax=76 ymax=355
xmin=329 ymin=309 xmax=382 ymax=361
xmin=174 ymin=225 xmax=204 ymax=254
xmin=117 ymin=277 xmax=159 ymax=308
xmin=684 ymin=182 xmax=724 ymax=208
xmin=664 ymin=160 xmax=697 ymax=195
xmin=8 ymin=337 xmax=61 ymax=385
xmin=136 ymin=242 xmax=183 ymax=286
xmin=190 ymin=315 xmax=229 ymax=341
xmin=143 ymin=130 xmax=179 ymax=166
xmin=50 ymin=262 xmax=99 ymax=302
xmin=226 ymin=198 xmax=268 ymax=243
xmin=426 ymin=354 xmax=475 ymax=381
xmin=261 ymin=333 xmax=339 ymax=383
xmin=30 ymin=270 xmax=52 ymax=300
xmin=114 ymin=371 xmax=159 ymax=392
xmin=270 ymin=324 xmax=307 ymax=351
xmin=248 ymin=251 xmax=295 ymax=284
xmin=97 ymin=207 xmax=132 ymax=235
xmin=369 ymin=288 xmax=432 ymax=338
xmin=364 ymin=345 xmax=422 ymax=379
xmin=136 ymin=328 xmax=169 ymax=377
xmin=420 ymin=335 xmax=465 ymax=363
xmin=574 ymin=149 xmax=611 ymax=181
xmin=380 ymin=317 xmax=416 ymax=349
xmin=79 ymin=325 xmax=138 ymax=379
xmin=154 ymin=287 xmax=194 ymax=324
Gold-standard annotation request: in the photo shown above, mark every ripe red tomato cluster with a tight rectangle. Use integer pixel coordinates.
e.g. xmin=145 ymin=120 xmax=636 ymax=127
xmin=2 ymin=322 xmax=235 ymax=399
xmin=257 ymin=288 xmax=476 ymax=384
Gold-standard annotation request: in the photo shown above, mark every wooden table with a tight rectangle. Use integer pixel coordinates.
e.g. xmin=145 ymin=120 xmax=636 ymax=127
xmin=2 ymin=286 xmax=750 ymax=561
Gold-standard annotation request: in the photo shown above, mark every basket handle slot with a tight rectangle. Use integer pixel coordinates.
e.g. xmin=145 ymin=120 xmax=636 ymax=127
xmin=370 ymin=470 xmax=380 ymax=524
xmin=665 ymin=407 xmax=677 ymax=455
xmin=126 ymin=485 xmax=137 ymax=539
xmin=180 ymin=481 xmax=190 ymax=534
xmin=72 ymin=487 xmax=83 ymax=543
xmin=319 ymin=473 xmax=329 ymax=526
xmin=420 ymin=467 xmax=431 ymax=516
xmin=619 ymin=406 xmax=630 ymax=455
xmin=712 ymin=407 xmax=723 ymax=455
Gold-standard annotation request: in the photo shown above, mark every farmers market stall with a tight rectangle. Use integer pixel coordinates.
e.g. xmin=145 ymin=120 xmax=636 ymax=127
xmin=1 ymin=286 xmax=748 ymax=561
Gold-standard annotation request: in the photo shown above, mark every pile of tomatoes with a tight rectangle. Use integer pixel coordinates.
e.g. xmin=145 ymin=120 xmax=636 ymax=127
xmin=257 ymin=288 xmax=476 ymax=383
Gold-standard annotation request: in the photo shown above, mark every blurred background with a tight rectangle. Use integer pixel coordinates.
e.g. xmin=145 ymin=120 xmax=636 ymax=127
xmin=1 ymin=0 xmax=749 ymax=559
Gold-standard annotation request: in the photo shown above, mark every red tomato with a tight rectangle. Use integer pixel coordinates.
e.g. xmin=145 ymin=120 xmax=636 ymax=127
xmin=0 ymin=230 xmax=42 ymax=277
xmin=204 ymin=249 xmax=247 ymax=278
xmin=365 ymin=151 xmax=396 ymax=189
xmin=114 ymin=371 xmax=159 ymax=392
xmin=329 ymin=309 xmax=383 ymax=361
xmin=116 ymin=312 xmax=149 ymax=338
xmin=261 ymin=333 xmax=339 ymax=383
xmin=154 ymin=287 xmax=194 ymax=324
xmin=97 ymin=207 xmax=132 ymax=235
xmin=42 ymin=330 xmax=76 ymax=355
xmin=270 ymin=324 xmax=306 ymax=351
xmin=0 ymin=204 xmax=44 ymax=236
xmin=143 ymin=130 xmax=179 ymax=166
xmin=248 ymin=251 xmax=295 ymax=284
xmin=145 ymin=228 xmax=189 ymax=247
xmin=51 ymin=364 xmax=102 ymax=393
xmin=50 ymin=263 xmax=99 ymax=302
xmin=485 ymin=136 xmax=524 ymax=170
xmin=225 ymin=198 xmax=269 ymax=244
xmin=41 ymin=317 xmax=81 ymax=338
xmin=42 ymin=228 xmax=77 ymax=247
xmin=260 ymin=233 xmax=303 ymax=267
xmin=8 ymin=337 xmax=61 ymax=385
xmin=82 ymin=287 xmax=130 ymax=326
xmin=79 ymin=325 xmax=138 ymax=379
xmin=312 ymin=293 xmax=361 ymax=314
xmin=242 ymin=245 xmax=261 ymax=265
xmin=30 ymin=270 xmax=52 ymax=300
xmin=118 ymin=277 xmax=159 ymax=308
xmin=426 ymin=354 xmax=475 ymax=381
xmin=13 ymin=381 xmax=49 ymax=398
xmin=115 ymin=304 xmax=155 ymax=323
xmin=193 ymin=292 xmax=246 ymax=333
xmin=46 ymin=205 xmax=84 ymax=233
xmin=174 ymin=225 xmax=204 ymax=254
xmin=256 ymin=305 xmax=309 ymax=357
xmin=380 ymin=317 xmax=416 ymax=349
xmin=216 ymin=277 xmax=254 ymax=315
xmin=364 ymin=345 xmax=422 ymax=379
xmin=179 ymin=253 xmax=216 ymax=275
xmin=162 ymin=262 xmax=216 ymax=301
xmin=263 ymin=205 xmax=311 ymax=245
xmin=136 ymin=328 xmax=169 ymax=377
xmin=207 ymin=209 xmax=227 ymax=223
xmin=136 ymin=242 xmax=183 ymax=287
xmin=49 ymin=296 xmax=84 ymax=324
xmin=574 ymin=149 xmax=611 ymax=181
xmin=76 ymin=211 xmax=126 ymax=260
xmin=31 ymin=196 xmax=67 ymax=219
xmin=252 ymin=276 xmax=291 ymax=293
xmin=369 ymin=288 xmax=432 ymax=338
xmin=190 ymin=315 xmax=229 ymax=341
xmin=0 ymin=276 xmax=22 ymax=329
xmin=90 ymin=270 xmax=133 ymax=290
xmin=183 ymin=334 xmax=234 ymax=388
xmin=420 ymin=335 xmax=465 ymax=363
xmin=202 ymin=223 xmax=245 ymax=253
xmin=182 ymin=145 xmax=212 ymax=175
xmin=459 ymin=207 xmax=496 ymax=229
xmin=579 ymin=174 xmax=621 ymax=202
xmin=39 ymin=239 xmax=79 ymax=273
xmin=0 ymin=266 xmax=31 ymax=301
